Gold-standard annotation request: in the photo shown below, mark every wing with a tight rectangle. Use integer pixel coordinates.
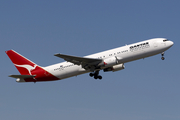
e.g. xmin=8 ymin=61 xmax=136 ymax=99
xmin=54 ymin=53 xmax=103 ymax=71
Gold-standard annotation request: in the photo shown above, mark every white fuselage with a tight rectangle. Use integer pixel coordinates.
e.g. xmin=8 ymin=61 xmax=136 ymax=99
xmin=43 ymin=38 xmax=173 ymax=80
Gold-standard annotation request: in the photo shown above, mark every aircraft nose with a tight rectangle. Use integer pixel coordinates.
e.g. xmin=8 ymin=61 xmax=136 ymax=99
xmin=169 ymin=41 xmax=174 ymax=46
xmin=166 ymin=40 xmax=174 ymax=48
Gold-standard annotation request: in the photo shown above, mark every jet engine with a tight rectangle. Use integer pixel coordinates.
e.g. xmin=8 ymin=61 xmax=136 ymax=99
xmin=103 ymin=64 xmax=125 ymax=72
xmin=103 ymin=57 xmax=119 ymax=67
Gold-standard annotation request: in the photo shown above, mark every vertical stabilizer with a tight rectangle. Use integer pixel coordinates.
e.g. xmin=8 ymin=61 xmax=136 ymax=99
xmin=6 ymin=50 xmax=59 ymax=82
xmin=6 ymin=50 xmax=38 ymax=75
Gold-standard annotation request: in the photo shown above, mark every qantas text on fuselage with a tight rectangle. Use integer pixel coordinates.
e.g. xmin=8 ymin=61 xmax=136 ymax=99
xmin=6 ymin=38 xmax=173 ymax=82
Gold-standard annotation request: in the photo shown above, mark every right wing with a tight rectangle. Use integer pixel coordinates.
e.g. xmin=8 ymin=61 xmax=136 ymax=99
xmin=54 ymin=53 xmax=103 ymax=71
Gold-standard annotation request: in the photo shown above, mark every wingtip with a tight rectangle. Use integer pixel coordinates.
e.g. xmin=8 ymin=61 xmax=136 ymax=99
xmin=8 ymin=74 xmax=13 ymax=77
xmin=54 ymin=53 xmax=60 ymax=56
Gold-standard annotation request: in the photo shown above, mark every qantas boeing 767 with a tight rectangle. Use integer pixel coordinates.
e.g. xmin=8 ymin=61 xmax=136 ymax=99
xmin=6 ymin=38 xmax=173 ymax=82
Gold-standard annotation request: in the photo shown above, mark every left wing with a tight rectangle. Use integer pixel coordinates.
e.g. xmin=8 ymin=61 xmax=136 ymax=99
xmin=54 ymin=53 xmax=103 ymax=70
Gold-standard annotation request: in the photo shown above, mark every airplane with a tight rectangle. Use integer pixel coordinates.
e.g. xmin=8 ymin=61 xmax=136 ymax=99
xmin=6 ymin=38 xmax=173 ymax=83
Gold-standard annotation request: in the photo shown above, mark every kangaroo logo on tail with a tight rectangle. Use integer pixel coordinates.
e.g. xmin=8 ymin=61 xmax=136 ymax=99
xmin=6 ymin=50 xmax=59 ymax=82
xmin=6 ymin=50 xmax=39 ymax=75
xmin=14 ymin=64 xmax=37 ymax=75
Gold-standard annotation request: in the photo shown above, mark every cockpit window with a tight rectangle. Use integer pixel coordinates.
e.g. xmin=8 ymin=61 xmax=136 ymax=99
xmin=163 ymin=39 xmax=169 ymax=42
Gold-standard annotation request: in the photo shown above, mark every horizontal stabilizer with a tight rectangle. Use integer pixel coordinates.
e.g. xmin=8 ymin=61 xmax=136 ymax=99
xmin=9 ymin=75 xmax=36 ymax=79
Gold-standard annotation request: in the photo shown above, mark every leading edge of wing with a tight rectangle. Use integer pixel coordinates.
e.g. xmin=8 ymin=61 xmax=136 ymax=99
xmin=54 ymin=53 xmax=102 ymax=65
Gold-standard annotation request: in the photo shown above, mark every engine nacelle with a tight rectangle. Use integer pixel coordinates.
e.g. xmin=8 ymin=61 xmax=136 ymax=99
xmin=103 ymin=64 xmax=125 ymax=72
xmin=103 ymin=57 xmax=118 ymax=67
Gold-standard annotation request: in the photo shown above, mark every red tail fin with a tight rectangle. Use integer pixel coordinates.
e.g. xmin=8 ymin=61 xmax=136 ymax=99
xmin=6 ymin=50 xmax=59 ymax=82
xmin=5 ymin=50 xmax=38 ymax=75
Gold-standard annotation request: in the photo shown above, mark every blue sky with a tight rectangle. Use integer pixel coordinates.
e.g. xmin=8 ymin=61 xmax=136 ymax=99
xmin=1 ymin=0 xmax=180 ymax=120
